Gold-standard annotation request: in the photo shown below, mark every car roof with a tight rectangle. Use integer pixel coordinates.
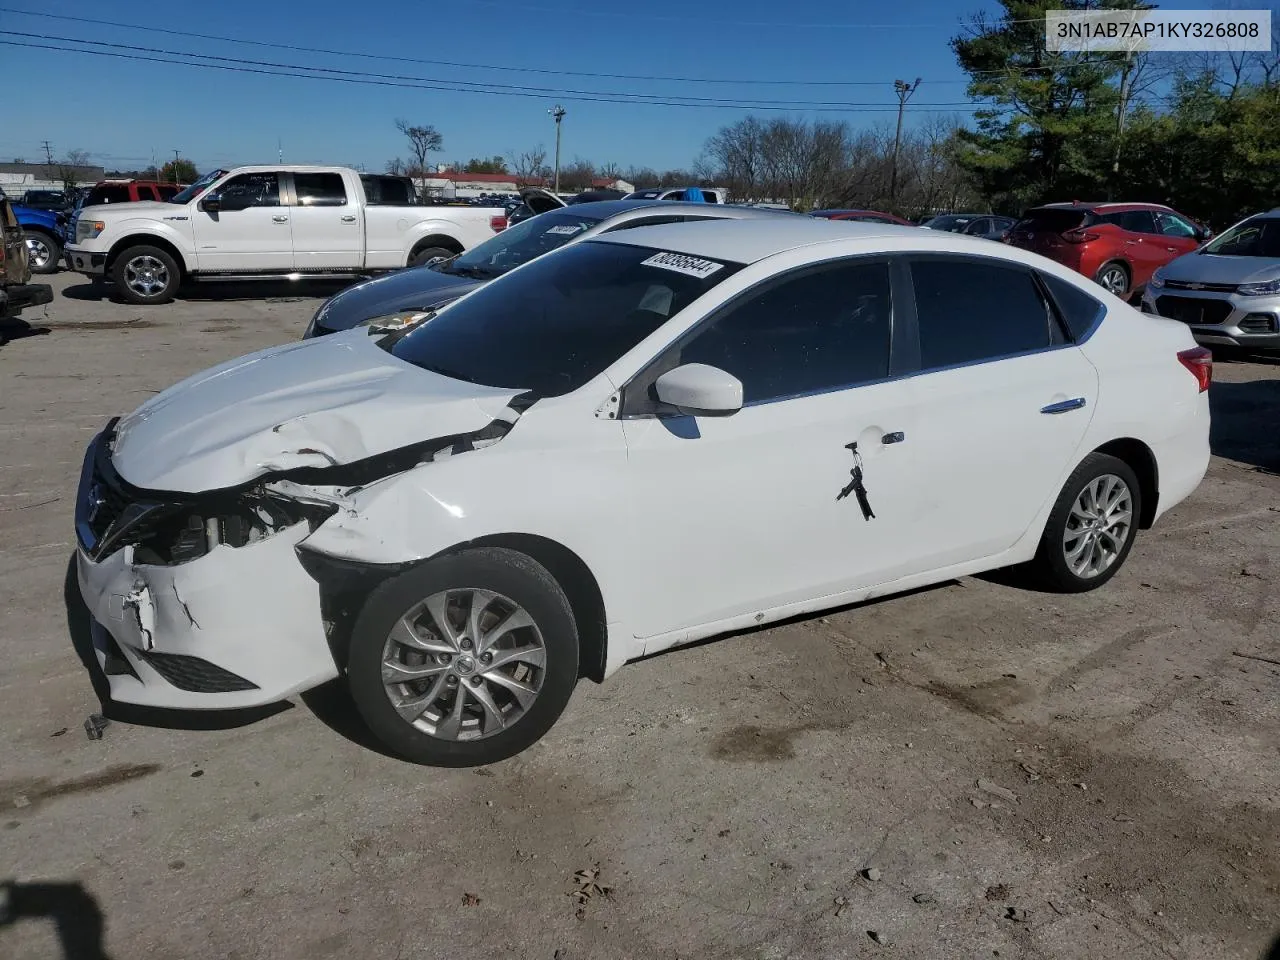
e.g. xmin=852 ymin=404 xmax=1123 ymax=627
xmin=550 ymin=198 xmax=795 ymax=220
xmin=1034 ymin=201 xmax=1169 ymax=212
xmin=590 ymin=216 xmax=923 ymax=264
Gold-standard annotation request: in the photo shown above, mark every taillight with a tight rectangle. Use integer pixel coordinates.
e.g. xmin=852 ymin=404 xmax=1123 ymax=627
xmin=1177 ymin=346 xmax=1212 ymax=392
xmin=489 ymin=215 xmax=507 ymax=232
xmin=1062 ymin=228 xmax=1101 ymax=243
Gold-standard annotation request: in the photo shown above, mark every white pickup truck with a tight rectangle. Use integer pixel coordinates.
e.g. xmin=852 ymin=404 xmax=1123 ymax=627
xmin=64 ymin=166 xmax=507 ymax=304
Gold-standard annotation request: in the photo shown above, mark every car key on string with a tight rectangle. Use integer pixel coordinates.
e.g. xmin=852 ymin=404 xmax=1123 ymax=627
xmin=836 ymin=441 xmax=876 ymax=521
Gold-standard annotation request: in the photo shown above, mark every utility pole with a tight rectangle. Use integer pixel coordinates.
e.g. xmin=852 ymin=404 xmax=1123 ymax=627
xmin=41 ymin=140 xmax=54 ymax=165
xmin=549 ymin=104 xmax=566 ymax=194
xmin=172 ymin=149 xmax=181 ymax=184
xmin=278 ymin=138 xmax=283 ymax=164
xmin=889 ymin=78 xmax=921 ymax=207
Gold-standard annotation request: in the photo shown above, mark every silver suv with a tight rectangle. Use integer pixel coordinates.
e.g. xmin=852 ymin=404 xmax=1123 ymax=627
xmin=1142 ymin=210 xmax=1280 ymax=353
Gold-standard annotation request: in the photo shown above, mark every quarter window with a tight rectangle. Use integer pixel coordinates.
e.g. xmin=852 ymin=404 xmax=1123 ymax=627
xmin=218 ymin=172 xmax=281 ymax=208
xmin=294 ymin=172 xmax=348 ymax=207
xmin=910 ymin=258 xmax=1053 ymax=369
xmin=675 ymin=261 xmax=893 ymax=404
xmin=1040 ymin=272 xmax=1104 ymax=341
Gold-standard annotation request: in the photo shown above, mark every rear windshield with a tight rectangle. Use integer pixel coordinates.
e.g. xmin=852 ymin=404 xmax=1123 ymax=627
xmin=390 ymin=241 xmax=744 ymax=397
xmin=1202 ymin=217 xmax=1280 ymax=257
xmin=1015 ymin=208 xmax=1093 ymax=232
xmin=85 ymin=185 xmax=132 ymax=205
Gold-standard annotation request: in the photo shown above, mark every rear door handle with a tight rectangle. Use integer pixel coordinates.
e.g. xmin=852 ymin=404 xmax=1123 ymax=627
xmin=1041 ymin=397 xmax=1087 ymax=414
xmin=340 ymin=215 xmax=357 ymax=223
xmin=271 ymin=215 xmax=289 ymax=223
xmin=882 ymin=431 xmax=906 ymax=444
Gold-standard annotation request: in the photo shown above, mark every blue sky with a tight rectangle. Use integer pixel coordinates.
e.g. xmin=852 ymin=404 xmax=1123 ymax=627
xmin=0 ymin=0 xmax=1227 ymax=175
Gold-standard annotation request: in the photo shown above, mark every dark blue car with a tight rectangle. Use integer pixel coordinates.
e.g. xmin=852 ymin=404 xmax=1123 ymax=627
xmin=12 ymin=201 xmax=66 ymax=275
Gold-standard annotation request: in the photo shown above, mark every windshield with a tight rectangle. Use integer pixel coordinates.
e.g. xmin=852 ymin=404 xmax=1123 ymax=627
xmin=441 ymin=210 xmax=604 ymax=279
xmin=391 ymin=241 xmax=744 ymax=397
xmin=923 ymin=215 xmax=976 ymax=232
xmin=169 ymin=169 xmax=227 ymax=204
xmin=1202 ymin=217 xmax=1280 ymax=257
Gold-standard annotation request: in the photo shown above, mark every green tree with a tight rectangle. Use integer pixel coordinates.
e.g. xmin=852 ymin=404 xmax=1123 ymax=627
xmin=463 ymin=156 xmax=509 ymax=174
xmin=950 ymin=0 xmax=1148 ymax=211
xmin=159 ymin=157 xmax=198 ymax=184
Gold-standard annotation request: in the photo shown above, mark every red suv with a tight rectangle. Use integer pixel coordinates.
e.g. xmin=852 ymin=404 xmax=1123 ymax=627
xmin=1006 ymin=202 xmax=1208 ymax=299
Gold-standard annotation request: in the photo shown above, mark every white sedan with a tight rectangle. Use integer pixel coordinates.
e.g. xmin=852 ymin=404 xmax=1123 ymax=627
xmin=74 ymin=218 xmax=1211 ymax=766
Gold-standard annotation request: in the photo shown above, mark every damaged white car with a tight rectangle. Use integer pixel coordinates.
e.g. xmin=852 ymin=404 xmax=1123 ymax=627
xmin=75 ymin=218 xmax=1211 ymax=766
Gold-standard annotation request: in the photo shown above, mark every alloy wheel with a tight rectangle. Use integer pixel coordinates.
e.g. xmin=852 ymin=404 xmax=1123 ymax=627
xmin=25 ymin=236 xmax=52 ymax=270
xmin=123 ymin=255 xmax=170 ymax=298
xmin=1062 ymin=474 xmax=1133 ymax=578
xmin=380 ymin=589 xmax=546 ymax=741
xmin=1097 ymin=266 xmax=1127 ymax=295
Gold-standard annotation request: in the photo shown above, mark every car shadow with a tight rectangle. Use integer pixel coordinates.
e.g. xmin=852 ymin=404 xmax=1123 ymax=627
xmin=0 ymin=316 xmax=51 ymax=346
xmin=62 ymin=556 xmax=291 ymax=732
xmin=1209 ymin=376 xmax=1280 ymax=475
xmin=61 ymin=278 xmax=358 ymax=305
xmin=0 ymin=878 xmax=113 ymax=960
xmin=298 ymin=680 xmax=400 ymax=760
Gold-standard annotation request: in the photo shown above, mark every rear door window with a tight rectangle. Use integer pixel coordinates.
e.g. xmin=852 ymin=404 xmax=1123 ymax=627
xmin=909 ymin=257 xmax=1054 ymax=369
xmin=1039 ymin=272 xmax=1104 ymax=341
xmin=1102 ymin=210 xmax=1158 ymax=234
xmin=293 ymin=172 xmax=348 ymax=207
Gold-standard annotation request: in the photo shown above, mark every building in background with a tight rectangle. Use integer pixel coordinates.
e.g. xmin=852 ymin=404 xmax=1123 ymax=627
xmin=0 ymin=161 xmax=106 ymax=192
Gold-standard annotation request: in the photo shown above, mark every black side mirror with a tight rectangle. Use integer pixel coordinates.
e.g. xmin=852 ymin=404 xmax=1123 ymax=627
xmin=201 ymin=192 xmax=222 ymax=213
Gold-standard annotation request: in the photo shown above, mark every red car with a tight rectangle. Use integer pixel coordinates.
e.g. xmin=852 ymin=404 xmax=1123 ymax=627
xmin=810 ymin=208 xmax=915 ymax=226
xmin=1006 ymin=202 xmax=1209 ymax=299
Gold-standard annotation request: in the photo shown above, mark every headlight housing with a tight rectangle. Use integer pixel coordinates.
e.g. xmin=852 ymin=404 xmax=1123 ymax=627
xmin=1236 ymin=278 xmax=1280 ymax=297
xmin=76 ymin=219 xmax=106 ymax=242
xmin=1147 ymin=272 xmax=1165 ymax=290
xmin=356 ymin=310 xmax=434 ymax=334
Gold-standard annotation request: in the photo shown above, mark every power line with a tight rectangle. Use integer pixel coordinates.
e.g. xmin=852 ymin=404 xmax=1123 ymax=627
xmin=0 ymin=5 xmax=1064 ymax=87
xmin=0 ymin=36 xmax=983 ymax=112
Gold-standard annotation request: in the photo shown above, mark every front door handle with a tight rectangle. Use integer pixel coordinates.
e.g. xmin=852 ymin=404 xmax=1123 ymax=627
xmin=271 ymin=215 xmax=289 ymax=223
xmin=882 ymin=431 xmax=906 ymax=444
xmin=1041 ymin=397 xmax=1087 ymax=414
xmin=340 ymin=215 xmax=357 ymax=223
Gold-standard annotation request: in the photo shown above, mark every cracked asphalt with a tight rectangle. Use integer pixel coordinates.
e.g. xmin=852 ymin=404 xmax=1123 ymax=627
xmin=2 ymin=272 xmax=1278 ymax=959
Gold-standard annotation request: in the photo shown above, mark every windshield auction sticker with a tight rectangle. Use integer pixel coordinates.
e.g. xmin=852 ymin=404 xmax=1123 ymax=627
xmin=1047 ymin=9 xmax=1270 ymax=52
xmin=544 ymin=224 xmax=583 ymax=236
xmin=641 ymin=252 xmax=725 ymax=279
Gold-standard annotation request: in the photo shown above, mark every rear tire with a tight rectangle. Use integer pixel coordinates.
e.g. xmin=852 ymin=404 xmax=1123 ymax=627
xmin=1093 ymin=261 xmax=1130 ymax=298
xmin=112 ymin=245 xmax=180 ymax=305
xmin=1023 ymin=453 xmax=1142 ymax=593
xmin=24 ymin=230 xmax=60 ymax=274
xmin=408 ymin=246 xmax=456 ymax=268
xmin=347 ymin=547 xmax=580 ymax=766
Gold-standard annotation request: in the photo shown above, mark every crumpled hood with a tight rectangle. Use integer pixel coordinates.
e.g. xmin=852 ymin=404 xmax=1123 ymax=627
xmin=1160 ymin=252 xmax=1280 ymax=285
xmin=111 ymin=331 xmax=525 ymax=493
xmin=314 ymin=265 xmax=482 ymax=333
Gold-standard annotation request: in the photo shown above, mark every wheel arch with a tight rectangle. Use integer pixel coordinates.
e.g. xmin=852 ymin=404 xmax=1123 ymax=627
xmin=303 ymin=533 xmax=610 ymax=684
xmin=1090 ymin=437 xmax=1159 ymax=528
xmin=107 ymin=234 xmax=189 ymax=276
xmin=408 ymin=233 xmax=464 ymax=265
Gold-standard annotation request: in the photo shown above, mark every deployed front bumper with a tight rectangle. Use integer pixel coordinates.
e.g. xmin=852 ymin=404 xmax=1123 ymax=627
xmin=1143 ymin=288 xmax=1280 ymax=350
xmin=74 ymin=431 xmax=340 ymax=710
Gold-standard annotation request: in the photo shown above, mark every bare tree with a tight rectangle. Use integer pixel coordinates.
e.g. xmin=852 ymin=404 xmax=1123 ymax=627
xmin=560 ymin=157 xmax=596 ymax=191
xmin=385 ymin=158 xmax=405 ymax=176
xmin=507 ymin=145 xmax=548 ymax=183
xmin=56 ymin=148 xmax=92 ymax=194
xmin=395 ymin=119 xmax=443 ymax=187
xmin=598 ymin=161 xmax=623 ymax=182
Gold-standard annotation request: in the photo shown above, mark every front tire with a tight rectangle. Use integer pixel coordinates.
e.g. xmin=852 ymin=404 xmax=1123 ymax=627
xmin=24 ymin=230 xmax=61 ymax=274
xmin=1024 ymin=453 xmax=1141 ymax=593
xmin=347 ymin=547 xmax=580 ymax=766
xmin=112 ymin=245 xmax=180 ymax=304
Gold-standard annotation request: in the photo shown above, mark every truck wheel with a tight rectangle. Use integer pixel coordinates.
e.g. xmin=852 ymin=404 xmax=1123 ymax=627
xmin=24 ymin=231 xmax=61 ymax=274
xmin=408 ymin=246 xmax=455 ymax=268
xmin=112 ymin=246 xmax=180 ymax=305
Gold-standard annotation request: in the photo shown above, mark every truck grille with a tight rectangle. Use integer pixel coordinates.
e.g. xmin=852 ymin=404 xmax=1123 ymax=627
xmin=1154 ymin=296 xmax=1234 ymax=326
